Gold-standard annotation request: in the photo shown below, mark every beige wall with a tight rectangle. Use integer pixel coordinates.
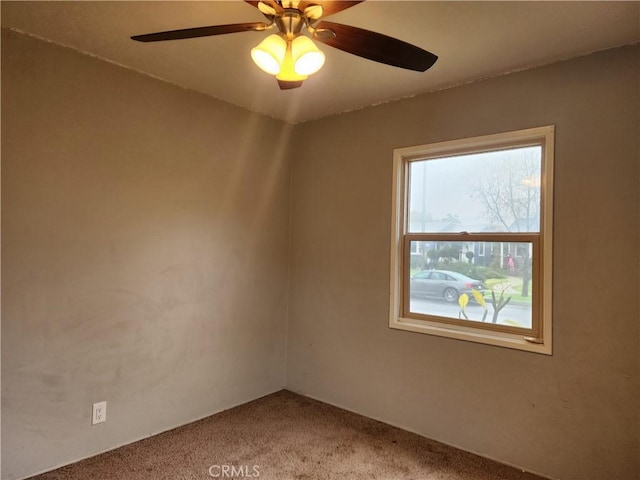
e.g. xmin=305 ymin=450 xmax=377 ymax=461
xmin=287 ymin=45 xmax=639 ymax=480
xmin=1 ymin=29 xmax=291 ymax=480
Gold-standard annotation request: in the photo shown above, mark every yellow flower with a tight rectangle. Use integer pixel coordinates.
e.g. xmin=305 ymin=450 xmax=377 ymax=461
xmin=471 ymin=289 xmax=486 ymax=308
xmin=458 ymin=293 xmax=469 ymax=310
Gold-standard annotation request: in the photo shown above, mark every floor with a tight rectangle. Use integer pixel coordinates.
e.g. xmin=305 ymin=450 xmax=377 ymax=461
xmin=30 ymin=390 xmax=547 ymax=480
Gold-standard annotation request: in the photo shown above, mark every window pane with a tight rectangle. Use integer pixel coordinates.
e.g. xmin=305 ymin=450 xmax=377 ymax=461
xmin=408 ymin=241 xmax=533 ymax=329
xmin=408 ymin=146 xmax=541 ymax=233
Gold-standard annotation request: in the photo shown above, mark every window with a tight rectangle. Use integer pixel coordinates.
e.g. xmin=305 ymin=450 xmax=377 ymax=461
xmin=389 ymin=126 xmax=554 ymax=354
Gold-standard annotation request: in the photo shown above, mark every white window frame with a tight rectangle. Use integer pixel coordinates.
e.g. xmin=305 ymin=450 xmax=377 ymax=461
xmin=389 ymin=126 xmax=554 ymax=354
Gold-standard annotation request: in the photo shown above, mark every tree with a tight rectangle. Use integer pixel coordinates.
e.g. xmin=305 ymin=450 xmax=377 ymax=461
xmin=439 ymin=245 xmax=461 ymax=262
xmin=426 ymin=248 xmax=440 ymax=268
xmin=443 ymin=213 xmax=461 ymax=228
xmin=470 ymin=148 xmax=540 ymax=296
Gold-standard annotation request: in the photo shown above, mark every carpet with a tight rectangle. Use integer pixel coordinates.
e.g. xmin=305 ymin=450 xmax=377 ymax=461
xmin=29 ymin=390 xmax=546 ymax=480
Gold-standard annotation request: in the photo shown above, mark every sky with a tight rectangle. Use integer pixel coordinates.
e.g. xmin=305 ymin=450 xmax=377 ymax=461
xmin=408 ymin=145 xmax=541 ymax=231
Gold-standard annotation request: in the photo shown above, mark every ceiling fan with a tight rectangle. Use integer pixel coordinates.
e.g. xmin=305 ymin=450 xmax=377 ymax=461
xmin=131 ymin=0 xmax=438 ymax=90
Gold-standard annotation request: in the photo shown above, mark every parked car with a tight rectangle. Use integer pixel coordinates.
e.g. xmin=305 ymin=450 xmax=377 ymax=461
xmin=410 ymin=270 xmax=484 ymax=303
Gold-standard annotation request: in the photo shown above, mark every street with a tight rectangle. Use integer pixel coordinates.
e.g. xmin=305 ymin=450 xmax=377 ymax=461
xmin=409 ymin=296 xmax=532 ymax=328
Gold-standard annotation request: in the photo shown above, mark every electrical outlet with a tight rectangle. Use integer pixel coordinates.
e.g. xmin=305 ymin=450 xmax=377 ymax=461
xmin=92 ymin=401 xmax=107 ymax=425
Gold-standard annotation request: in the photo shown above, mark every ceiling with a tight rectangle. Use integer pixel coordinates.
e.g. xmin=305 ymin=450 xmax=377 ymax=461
xmin=2 ymin=1 xmax=638 ymax=124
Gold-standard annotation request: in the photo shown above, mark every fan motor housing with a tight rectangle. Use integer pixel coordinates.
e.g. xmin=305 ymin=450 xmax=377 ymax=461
xmin=276 ymin=9 xmax=306 ymax=38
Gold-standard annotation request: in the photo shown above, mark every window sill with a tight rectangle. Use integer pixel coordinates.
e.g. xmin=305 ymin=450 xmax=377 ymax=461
xmin=390 ymin=315 xmax=552 ymax=355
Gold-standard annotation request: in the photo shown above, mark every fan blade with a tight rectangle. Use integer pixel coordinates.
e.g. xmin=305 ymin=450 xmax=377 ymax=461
xmin=314 ymin=21 xmax=437 ymax=72
xmin=131 ymin=22 xmax=269 ymax=42
xmin=298 ymin=1 xmax=363 ymax=17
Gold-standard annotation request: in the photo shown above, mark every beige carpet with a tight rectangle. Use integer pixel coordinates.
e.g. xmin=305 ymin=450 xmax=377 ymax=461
xmin=30 ymin=390 xmax=546 ymax=480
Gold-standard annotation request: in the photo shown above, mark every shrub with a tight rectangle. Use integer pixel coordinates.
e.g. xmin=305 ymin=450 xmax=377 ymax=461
xmin=444 ymin=263 xmax=506 ymax=282
xmin=410 ymin=254 xmax=426 ymax=270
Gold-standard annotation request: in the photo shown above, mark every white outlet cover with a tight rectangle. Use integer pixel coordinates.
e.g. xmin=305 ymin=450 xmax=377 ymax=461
xmin=92 ymin=401 xmax=107 ymax=425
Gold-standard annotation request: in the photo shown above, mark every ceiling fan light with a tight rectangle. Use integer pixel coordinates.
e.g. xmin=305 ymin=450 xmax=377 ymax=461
xmin=251 ymin=34 xmax=286 ymax=75
xmin=291 ymin=35 xmax=325 ymax=76
xmin=276 ymin=40 xmax=308 ymax=83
